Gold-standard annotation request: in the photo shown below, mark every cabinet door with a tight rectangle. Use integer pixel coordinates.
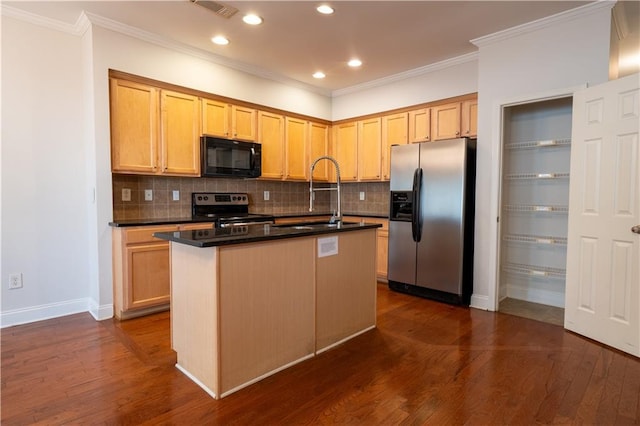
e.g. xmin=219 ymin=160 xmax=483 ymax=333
xmin=232 ymin=105 xmax=257 ymax=141
xmin=431 ymin=102 xmax=461 ymax=140
xmin=160 ymin=90 xmax=200 ymax=176
xmin=202 ymin=98 xmax=230 ymax=138
xmin=382 ymin=113 xmax=408 ymax=180
xmin=408 ymin=108 xmax=431 ymax=143
xmin=334 ymin=122 xmax=358 ymax=181
xmin=309 ymin=121 xmax=330 ymax=181
xmin=285 ymin=117 xmax=308 ymax=180
xmin=258 ymin=111 xmax=285 ymax=179
xmin=110 ymin=79 xmax=159 ymax=173
xmin=377 ymin=230 xmax=388 ymax=279
xmin=358 ymin=118 xmax=382 ymax=181
xmin=125 ymin=242 xmax=171 ymax=311
xmin=461 ymin=99 xmax=478 ymax=138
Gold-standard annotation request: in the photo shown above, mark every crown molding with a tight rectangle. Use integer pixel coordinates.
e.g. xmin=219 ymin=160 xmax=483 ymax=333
xmin=1 ymin=5 xmax=332 ymax=97
xmin=332 ymin=52 xmax=478 ymax=98
xmin=471 ymin=1 xmax=615 ymax=48
xmin=1 ymin=4 xmax=81 ymax=35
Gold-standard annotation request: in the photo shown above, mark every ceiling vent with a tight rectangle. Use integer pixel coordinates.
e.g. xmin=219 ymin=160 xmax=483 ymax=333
xmin=190 ymin=0 xmax=238 ymax=19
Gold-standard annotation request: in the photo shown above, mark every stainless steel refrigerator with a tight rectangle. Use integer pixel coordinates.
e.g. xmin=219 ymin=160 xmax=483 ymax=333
xmin=388 ymin=138 xmax=476 ymax=305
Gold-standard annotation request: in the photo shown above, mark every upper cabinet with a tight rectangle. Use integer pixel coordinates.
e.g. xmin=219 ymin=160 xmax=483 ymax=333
xmin=110 ymin=79 xmax=159 ymax=174
xmin=202 ymin=99 xmax=256 ymax=141
xmin=408 ymin=108 xmax=431 ymax=143
xmin=431 ymin=102 xmax=462 ymax=141
xmin=333 ymin=121 xmax=358 ymax=181
xmin=284 ymin=117 xmax=308 ymax=181
xmin=109 ymin=72 xmax=476 ymax=182
xmin=160 ymin=90 xmax=201 ymax=176
xmin=358 ymin=117 xmax=382 ymax=181
xmin=309 ymin=122 xmax=330 ymax=181
xmin=258 ymin=111 xmax=285 ymax=180
xmin=110 ymin=79 xmax=200 ymax=176
xmin=461 ymin=99 xmax=478 ymax=138
xmin=382 ymin=112 xmax=408 ymax=180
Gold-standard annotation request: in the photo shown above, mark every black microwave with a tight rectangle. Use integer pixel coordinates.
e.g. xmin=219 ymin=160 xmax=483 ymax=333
xmin=201 ymin=136 xmax=261 ymax=178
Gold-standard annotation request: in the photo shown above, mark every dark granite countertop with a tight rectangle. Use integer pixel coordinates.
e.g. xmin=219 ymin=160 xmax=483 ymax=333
xmin=109 ymin=212 xmax=388 ymax=227
xmin=153 ymin=221 xmax=382 ymax=248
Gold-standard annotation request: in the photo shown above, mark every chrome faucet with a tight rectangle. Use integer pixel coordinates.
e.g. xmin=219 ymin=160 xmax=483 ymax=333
xmin=309 ymin=156 xmax=341 ymax=224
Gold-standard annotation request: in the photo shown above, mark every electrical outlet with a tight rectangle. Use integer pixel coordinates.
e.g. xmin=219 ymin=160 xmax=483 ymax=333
xmin=122 ymin=188 xmax=131 ymax=202
xmin=172 ymin=190 xmax=180 ymax=201
xmin=359 ymin=191 xmax=366 ymax=201
xmin=263 ymin=191 xmax=270 ymax=201
xmin=144 ymin=189 xmax=153 ymax=201
xmin=9 ymin=273 xmax=23 ymax=290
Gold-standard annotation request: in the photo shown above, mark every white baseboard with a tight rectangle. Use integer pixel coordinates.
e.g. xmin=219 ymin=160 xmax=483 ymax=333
xmin=470 ymin=293 xmax=491 ymax=311
xmin=89 ymin=299 xmax=114 ymax=321
xmin=1 ymin=298 xmax=112 ymax=328
xmin=507 ymin=284 xmax=565 ymax=308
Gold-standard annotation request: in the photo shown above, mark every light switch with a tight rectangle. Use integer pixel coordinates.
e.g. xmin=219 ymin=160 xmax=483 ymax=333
xmin=144 ymin=189 xmax=153 ymax=201
xmin=359 ymin=191 xmax=365 ymax=201
xmin=172 ymin=190 xmax=180 ymax=201
xmin=121 ymin=188 xmax=131 ymax=202
xmin=264 ymin=191 xmax=270 ymax=201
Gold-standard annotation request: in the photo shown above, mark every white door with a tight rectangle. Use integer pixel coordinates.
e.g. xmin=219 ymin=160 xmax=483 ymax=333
xmin=565 ymin=73 xmax=640 ymax=357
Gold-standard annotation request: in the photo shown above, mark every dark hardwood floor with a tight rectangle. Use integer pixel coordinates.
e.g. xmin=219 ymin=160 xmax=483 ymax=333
xmin=2 ymin=284 xmax=639 ymax=425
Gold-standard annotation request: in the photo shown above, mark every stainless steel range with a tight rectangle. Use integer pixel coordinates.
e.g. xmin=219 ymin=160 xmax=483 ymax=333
xmin=191 ymin=192 xmax=274 ymax=228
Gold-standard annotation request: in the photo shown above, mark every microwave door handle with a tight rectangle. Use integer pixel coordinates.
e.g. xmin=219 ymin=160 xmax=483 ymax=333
xmin=412 ymin=168 xmax=422 ymax=242
xmin=250 ymin=147 xmax=256 ymax=170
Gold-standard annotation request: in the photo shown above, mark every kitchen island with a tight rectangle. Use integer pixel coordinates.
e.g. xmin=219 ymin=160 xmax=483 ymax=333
xmin=154 ymin=221 xmax=381 ymax=399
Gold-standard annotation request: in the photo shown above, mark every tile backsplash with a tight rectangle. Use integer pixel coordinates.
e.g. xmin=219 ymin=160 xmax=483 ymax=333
xmin=112 ymin=175 xmax=389 ymax=220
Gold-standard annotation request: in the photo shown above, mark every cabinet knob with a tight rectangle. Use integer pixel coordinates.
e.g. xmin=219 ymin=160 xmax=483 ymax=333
xmin=632 ymin=225 xmax=640 ymax=234
xmin=456 ymin=131 xmax=460 ymax=136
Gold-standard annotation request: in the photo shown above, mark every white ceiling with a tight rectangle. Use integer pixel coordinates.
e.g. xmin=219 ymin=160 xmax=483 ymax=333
xmin=4 ymin=1 xmax=598 ymax=94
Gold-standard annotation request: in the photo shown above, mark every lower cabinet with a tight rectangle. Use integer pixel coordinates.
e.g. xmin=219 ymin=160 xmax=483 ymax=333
xmin=112 ymin=222 xmax=214 ymax=319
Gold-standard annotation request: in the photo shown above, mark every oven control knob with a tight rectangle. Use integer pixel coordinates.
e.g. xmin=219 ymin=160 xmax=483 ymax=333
xmin=197 ymin=196 xmax=202 ymax=201
xmin=204 ymin=196 xmax=209 ymax=201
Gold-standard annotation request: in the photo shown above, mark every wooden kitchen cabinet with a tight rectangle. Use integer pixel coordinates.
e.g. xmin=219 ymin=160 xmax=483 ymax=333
xmin=285 ymin=117 xmax=308 ymax=180
xmin=110 ymin=79 xmax=159 ymax=174
xmin=258 ymin=111 xmax=285 ymax=179
xmin=431 ymin=102 xmax=462 ymax=141
xmin=113 ymin=222 xmax=214 ymax=320
xmin=309 ymin=121 xmax=330 ymax=181
xmin=113 ymin=225 xmax=177 ymax=319
xmin=110 ymin=79 xmax=200 ymax=176
xmin=408 ymin=108 xmax=431 ymax=143
xmin=333 ymin=121 xmax=358 ymax=181
xmin=382 ymin=112 xmax=408 ymax=180
xmin=202 ymin=98 xmax=256 ymax=141
xmin=358 ymin=117 xmax=382 ymax=181
xmin=160 ymin=90 xmax=201 ymax=176
xmin=461 ymin=99 xmax=478 ymax=138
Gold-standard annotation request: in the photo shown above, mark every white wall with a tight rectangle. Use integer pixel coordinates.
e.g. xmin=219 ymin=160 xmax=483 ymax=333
xmin=1 ymin=16 xmax=90 ymax=325
xmin=472 ymin=3 xmax=612 ymax=310
xmin=332 ymin=54 xmax=478 ymax=120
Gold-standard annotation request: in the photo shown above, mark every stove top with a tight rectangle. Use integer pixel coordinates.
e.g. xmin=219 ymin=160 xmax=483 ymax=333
xmin=192 ymin=192 xmax=274 ymax=226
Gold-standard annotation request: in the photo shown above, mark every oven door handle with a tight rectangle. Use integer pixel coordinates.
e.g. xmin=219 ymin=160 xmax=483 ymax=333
xmin=219 ymin=220 xmax=274 ymax=228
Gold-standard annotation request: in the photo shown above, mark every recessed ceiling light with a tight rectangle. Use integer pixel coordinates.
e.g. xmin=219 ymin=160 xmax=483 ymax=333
xmin=348 ymin=59 xmax=362 ymax=67
xmin=317 ymin=4 xmax=334 ymax=15
xmin=313 ymin=71 xmax=326 ymax=79
xmin=211 ymin=36 xmax=229 ymax=45
xmin=243 ymin=14 xmax=263 ymax=25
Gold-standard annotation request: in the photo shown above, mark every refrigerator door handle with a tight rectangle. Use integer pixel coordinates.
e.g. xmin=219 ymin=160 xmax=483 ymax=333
xmin=412 ymin=168 xmax=423 ymax=242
